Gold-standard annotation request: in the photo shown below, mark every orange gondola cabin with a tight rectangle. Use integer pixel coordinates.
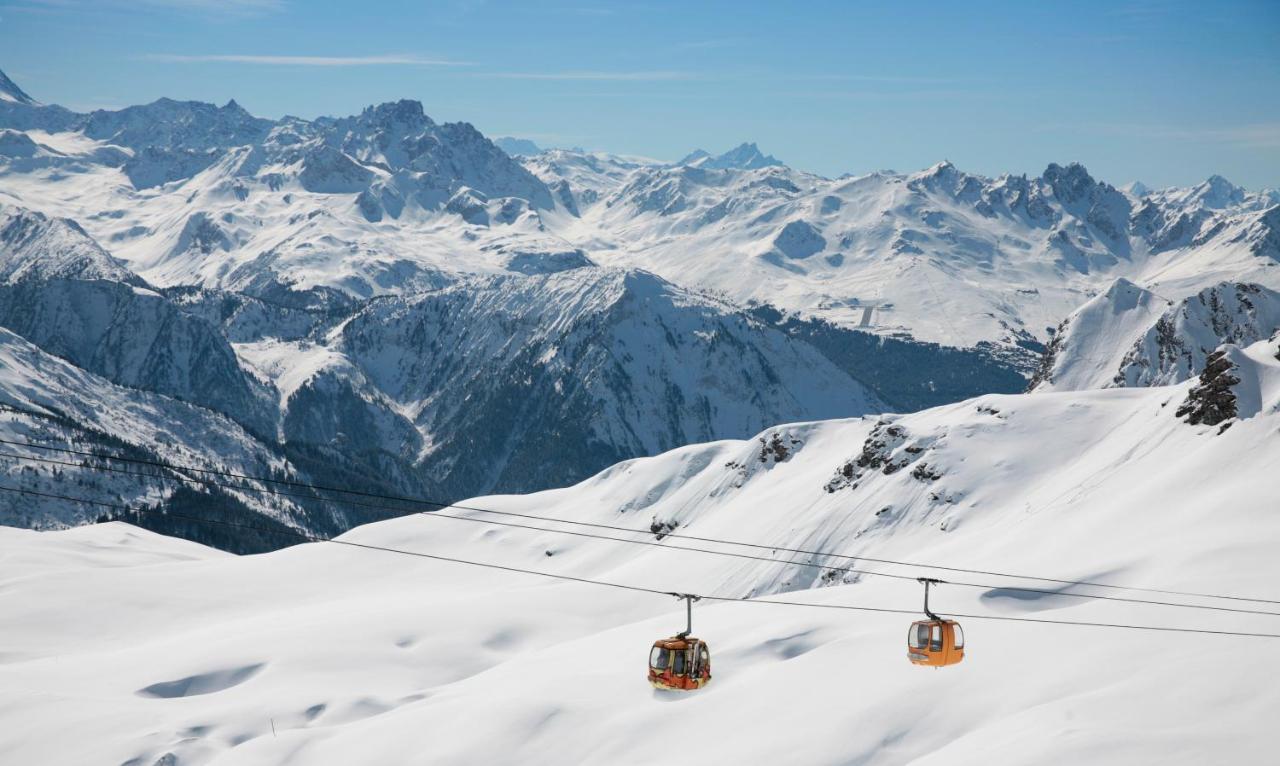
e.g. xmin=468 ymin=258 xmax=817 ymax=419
xmin=649 ymin=593 xmax=712 ymax=691
xmin=907 ymin=578 xmax=965 ymax=668
xmin=907 ymin=619 xmax=964 ymax=667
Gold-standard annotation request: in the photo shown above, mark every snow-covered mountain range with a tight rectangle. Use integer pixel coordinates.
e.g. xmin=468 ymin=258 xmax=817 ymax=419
xmin=3 ymin=67 xmax=1276 ymax=363
xmin=0 ymin=65 xmax=1277 ymax=546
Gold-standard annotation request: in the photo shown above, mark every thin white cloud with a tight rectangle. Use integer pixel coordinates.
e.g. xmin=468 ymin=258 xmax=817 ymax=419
xmin=141 ymin=0 xmax=284 ymax=10
xmin=480 ymin=71 xmax=692 ymax=81
xmin=789 ymin=73 xmax=958 ymax=85
xmin=143 ymin=53 xmax=471 ymax=67
xmin=672 ymin=38 xmax=751 ymax=51
xmin=8 ymin=0 xmax=284 ymax=14
xmin=1077 ymin=122 xmax=1280 ymax=149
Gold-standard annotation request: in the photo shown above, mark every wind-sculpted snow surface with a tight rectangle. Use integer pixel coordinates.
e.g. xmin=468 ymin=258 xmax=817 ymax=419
xmin=0 ymin=339 xmax=1276 ymax=764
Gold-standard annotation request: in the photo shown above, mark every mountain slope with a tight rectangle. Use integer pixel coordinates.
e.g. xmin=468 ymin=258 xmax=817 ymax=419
xmin=0 ymin=68 xmax=35 ymax=106
xmin=288 ymin=268 xmax=886 ymax=498
xmin=0 ymin=327 xmax=338 ymax=544
xmin=0 ymin=336 xmax=1275 ymax=764
xmin=1033 ymin=280 xmax=1280 ymax=391
xmin=0 ymin=277 xmax=278 ymax=435
xmin=0 ymin=204 xmax=147 ymax=286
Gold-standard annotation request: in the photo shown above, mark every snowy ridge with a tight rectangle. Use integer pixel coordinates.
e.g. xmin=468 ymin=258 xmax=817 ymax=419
xmin=679 ymin=141 xmax=785 ymax=170
xmin=0 ymin=337 xmax=1276 ymax=764
xmin=306 ymin=267 xmax=885 ymax=497
xmin=0 ymin=276 xmax=278 ymax=434
xmin=1033 ymin=280 xmax=1280 ymax=391
xmin=0 ymin=68 xmax=36 ymax=106
xmin=0 ymin=263 xmax=893 ymax=529
xmin=0 ymin=327 xmax=327 ymax=537
xmin=0 ymin=203 xmax=146 ymax=286
xmin=544 ymin=156 xmax=1280 ymax=357
xmin=1 ymin=62 xmax=1275 ymax=362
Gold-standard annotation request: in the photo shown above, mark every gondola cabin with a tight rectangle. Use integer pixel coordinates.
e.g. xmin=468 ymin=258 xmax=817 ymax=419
xmin=907 ymin=619 xmax=964 ymax=667
xmin=648 ymin=635 xmax=711 ymax=691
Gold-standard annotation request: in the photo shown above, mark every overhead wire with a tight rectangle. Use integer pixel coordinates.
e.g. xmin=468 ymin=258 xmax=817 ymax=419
xmin=1 ymin=426 xmax=1278 ymax=606
xmin=3 ymin=447 xmax=1280 ymax=619
xmin=0 ymin=430 xmax=1276 ymax=607
xmin=3 ymin=481 xmax=1280 ymax=640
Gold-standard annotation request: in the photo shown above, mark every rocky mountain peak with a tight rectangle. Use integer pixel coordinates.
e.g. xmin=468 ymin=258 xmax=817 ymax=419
xmin=0 ymin=67 xmax=36 ymax=106
xmin=1042 ymin=162 xmax=1100 ymax=205
xmin=683 ymin=142 xmax=784 ymax=170
xmin=358 ymin=99 xmax=433 ymax=131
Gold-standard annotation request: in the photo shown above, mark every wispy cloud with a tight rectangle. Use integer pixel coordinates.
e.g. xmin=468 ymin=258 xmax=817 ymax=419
xmin=6 ymin=0 xmax=284 ymax=15
xmin=788 ymin=73 xmax=959 ymax=85
xmin=143 ymin=53 xmax=471 ymax=67
xmin=1074 ymin=122 xmax=1280 ymax=149
xmin=141 ymin=0 xmax=284 ymax=10
xmin=479 ymin=70 xmax=692 ymax=81
xmin=1107 ymin=0 xmax=1180 ymax=20
xmin=672 ymin=38 xmax=751 ymax=51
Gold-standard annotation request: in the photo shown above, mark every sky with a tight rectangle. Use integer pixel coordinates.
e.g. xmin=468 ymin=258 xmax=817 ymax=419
xmin=1 ymin=0 xmax=1277 ymax=189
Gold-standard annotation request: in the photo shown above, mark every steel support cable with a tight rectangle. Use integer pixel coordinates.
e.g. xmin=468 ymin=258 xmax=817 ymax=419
xmin=5 ymin=448 xmax=1280 ymax=618
xmin=2 ymin=483 xmax=1280 ymax=640
xmin=1 ymin=429 xmax=1277 ymax=607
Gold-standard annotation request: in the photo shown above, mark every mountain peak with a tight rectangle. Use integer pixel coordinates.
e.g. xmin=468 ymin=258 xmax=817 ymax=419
xmin=0 ymin=67 xmax=38 ymax=106
xmin=1121 ymin=180 xmax=1151 ymax=198
xmin=1043 ymin=162 xmax=1099 ymax=204
xmin=682 ymin=142 xmax=784 ymax=170
xmin=677 ymin=148 xmax=711 ymax=165
xmin=358 ymin=99 xmax=432 ymax=130
xmin=919 ymin=159 xmax=959 ymax=178
xmin=495 ymin=136 xmax=542 ymax=157
xmin=1196 ymin=174 xmax=1245 ymax=205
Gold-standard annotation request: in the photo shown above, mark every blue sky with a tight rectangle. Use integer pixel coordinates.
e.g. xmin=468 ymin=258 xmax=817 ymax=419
xmin=1 ymin=0 xmax=1277 ymax=189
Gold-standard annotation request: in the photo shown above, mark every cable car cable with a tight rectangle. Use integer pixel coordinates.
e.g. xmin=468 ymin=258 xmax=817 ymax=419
xmin=0 ymin=426 xmax=1261 ymax=606
xmin=3 ymin=481 xmax=1280 ymax=640
xmin=6 ymin=448 xmax=1280 ymax=619
xmin=2 ymin=426 xmax=1278 ymax=607
xmin=2 ymin=432 xmax=1277 ymax=607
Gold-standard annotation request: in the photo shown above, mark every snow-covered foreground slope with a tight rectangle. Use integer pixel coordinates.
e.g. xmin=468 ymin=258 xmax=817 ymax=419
xmin=2 ymin=337 xmax=1276 ymax=764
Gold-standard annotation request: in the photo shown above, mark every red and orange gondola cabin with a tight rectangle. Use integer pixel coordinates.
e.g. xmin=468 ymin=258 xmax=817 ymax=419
xmin=648 ymin=635 xmax=711 ymax=691
xmin=649 ymin=594 xmax=711 ymax=691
